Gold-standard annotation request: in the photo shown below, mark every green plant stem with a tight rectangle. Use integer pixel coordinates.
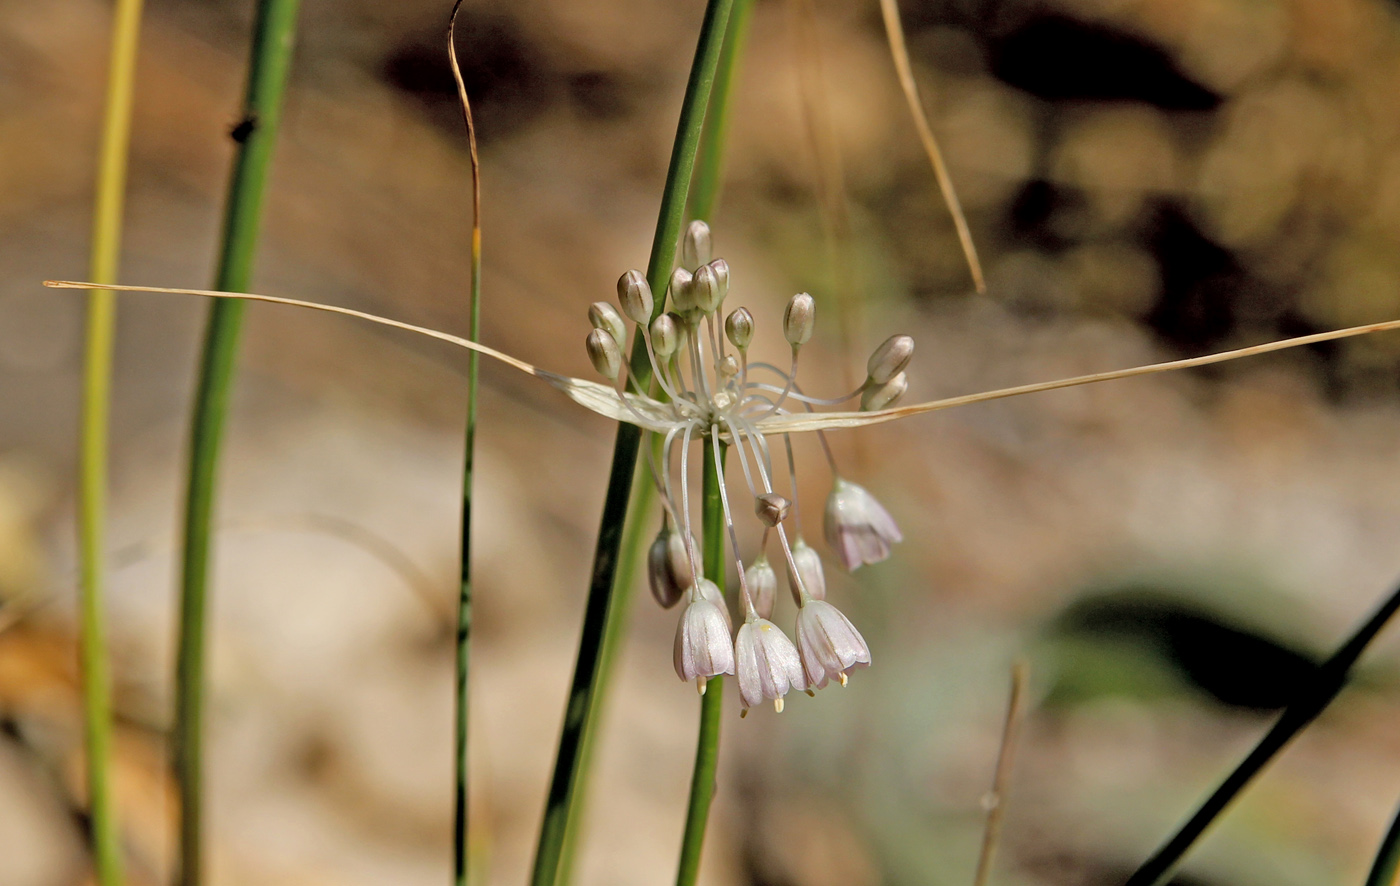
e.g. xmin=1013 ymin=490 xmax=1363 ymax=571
xmin=173 ymin=2 xmax=300 ymax=884
xmin=80 ymin=1 xmax=145 ymax=883
xmin=1125 ymin=580 xmax=1400 ymax=886
xmin=1366 ymin=799 xmax=1400 ymax=886
xmin=675 ymin=438 xmax=726 ymax=886
xmin=447 ymin=5 xmax=482 ymax=882
xmin=688 ymin=0 xmax=753 ymax=223
xmin=528 ymin=2 xmax=734 ymax=883
xmin=554 ymin=460 xmax=656 ymax=886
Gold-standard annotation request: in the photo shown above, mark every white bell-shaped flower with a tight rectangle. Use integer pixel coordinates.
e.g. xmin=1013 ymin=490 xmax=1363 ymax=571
xmin=734 ymin=618 xmax=806 ymax=713
xmin=794 ymin=599 xmax=871 ymax=689
xmin=823 ymin=478 xmax=902 ymax=571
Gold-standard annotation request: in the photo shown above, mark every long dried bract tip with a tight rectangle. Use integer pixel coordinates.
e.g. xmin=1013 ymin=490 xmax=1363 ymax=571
xmin=876 ymin=0 xmax=985 ymax=293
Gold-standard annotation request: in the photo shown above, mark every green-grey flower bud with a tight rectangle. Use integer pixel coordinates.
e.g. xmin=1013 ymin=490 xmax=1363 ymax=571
xmin=783 ymin=293 xmax=815 ymax=346
xmin=670 ymin=312 xmax=690 ymax=355
xmin=669 ymin=267 xmax=696 ymax=313
xmin=860 ymin=371 xmax=908 ymax=411
xmin=650 ymin=313 xmax=679 ymax=359
xmin=648 ymin=526 xmax=696 ymax=608
xmin=755 ymin=492 xmax=791 ymax=527
xmin=745 ymin=556 xmax=778 ymax=620
xmin=617 ymin=269 xmax=654 ymax=325
xmin=586 ymin=327 xmax=622 ymax=380
xmin=867 ymin=334 xmax=914 ymax=385
xmin=693 ymin=263 xmax=723 ymax=314
xmin=707 ymin=259 xmax=730 ymax=301
xmin=682 ymin=219 xmax=712 ymax=269
xmin=588 ymin=301 xmax=627 ymax=349
xmin=724 ymin=307 xmax=754 ymax=350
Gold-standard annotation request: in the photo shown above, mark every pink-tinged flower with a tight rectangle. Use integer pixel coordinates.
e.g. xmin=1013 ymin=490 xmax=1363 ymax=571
xmin=823 ymin=478 xmax=902 ymax=571
xmin=787 ymin=537 xmax=826 ymax=601
xmin=795 ymin=599 xmax=871 ymax=689
xmin=745 ymin=556 xmax=778 ymax=620
xmin=734 ymin=618 xmax=806 ymax=713
xmin=673 ymin=583 xmax=734 ymax=692
xmin=647 ymin=526 xmax=696 ymax=609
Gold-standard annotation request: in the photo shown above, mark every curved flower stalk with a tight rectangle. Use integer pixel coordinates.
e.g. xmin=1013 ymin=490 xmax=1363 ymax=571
xmin=44 ymin=230 xmax=1400 ymax=709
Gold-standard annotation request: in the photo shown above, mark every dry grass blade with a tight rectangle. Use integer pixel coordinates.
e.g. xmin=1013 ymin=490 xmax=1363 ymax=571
xmin=877 ymin=0 xmax=985 ymax=293
xmin=973 ymin=660 xmax=1028 ymax=886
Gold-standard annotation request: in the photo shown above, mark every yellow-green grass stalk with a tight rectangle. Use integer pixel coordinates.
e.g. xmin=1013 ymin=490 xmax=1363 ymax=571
xmin=81 ymin=0 xmax=146 ymax=882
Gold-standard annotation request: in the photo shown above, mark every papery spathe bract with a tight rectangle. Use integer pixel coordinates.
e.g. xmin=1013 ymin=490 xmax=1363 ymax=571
xmin=824 ymin=477 xmax=902 ymax=571
xmin=734 ymin=618 xmax=806 ymax=713
xmin=795 ymin=599 xmax=871 ymax=689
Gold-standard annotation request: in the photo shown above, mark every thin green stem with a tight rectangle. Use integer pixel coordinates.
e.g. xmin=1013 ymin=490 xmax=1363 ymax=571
xmin=447 ymin=4 xmax=482 ymax=883
xmin=688 ymin=0 xmax=754 ymax=224
xmin=528 ymin=1 xmax=735 ymax=883
xmin=81 ymin=0 xmax=145 ymax=883
xmin=173 ymin=2 xmax=300 ymax=884
xmin=1125 ymin=579 xmax=1400 ymax=886
xmin=675 ymin=438 xmax=726 ymax=886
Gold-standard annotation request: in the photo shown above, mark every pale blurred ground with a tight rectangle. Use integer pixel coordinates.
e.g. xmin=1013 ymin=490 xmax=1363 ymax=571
xmin=7 ymin=0 xmax=1400 ymax=884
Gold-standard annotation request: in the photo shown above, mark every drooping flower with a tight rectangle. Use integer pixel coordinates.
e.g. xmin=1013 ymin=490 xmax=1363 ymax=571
xmin=647 ymin=525 xmax=696 ymax=609
xmin=673 ymin=583 xmax=734 ymax=693
xmin=734 ymin=618 xmax=806 ymax=713
xmin=823 ymin=477 xmax=902 ymax=571
xmin=795 ymin=598 xmax=871 ymax=689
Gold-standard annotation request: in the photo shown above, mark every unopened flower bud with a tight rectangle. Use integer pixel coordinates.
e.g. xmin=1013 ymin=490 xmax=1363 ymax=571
xmin=755 ymin=492 xmax=791 ymax=526
xmin=682 ymin=219 xmax=712 ymax=269
xmin=787 ymin=537 xmax=826 ymax=601
xmin=692 ymin=264 xmax=724 ymax=315
xmin=860 ymin=372 xmax=908 ymax=411
xmin=672 ymin=313 xmax=690 ymax=354
xmin=617 ymin=269 xmax=654 ymax=325
xmin=783 ymin=293 xmax=815 ymax=346
xmin=745 ymin=556 xmax=778 ymax=620
xmin=585 ymin=328 xmax=622 ymax=380
xmin=588 ymin=301 xmax=628 ymax=348
xmin=867 ymin=334 xmax=914 ymax=385
xmin=724 ymin=307 xmax=754 ymax=350
xmin=707 ymin=259 xmax=730 ymax=300
xmin=648 ymin=526 xmax=697 ymax=608
xmin=669 ymin=267 xmax=696 ymax=313
xmin=651 ymin=313 xmax=679 ymax=359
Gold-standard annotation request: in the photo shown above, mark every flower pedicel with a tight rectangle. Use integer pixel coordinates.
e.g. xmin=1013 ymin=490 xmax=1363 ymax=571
xmin=46 ymin=221 xmax=1400 ymax=711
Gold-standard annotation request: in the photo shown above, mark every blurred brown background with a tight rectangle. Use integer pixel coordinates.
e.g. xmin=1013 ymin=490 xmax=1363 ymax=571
xmin=6 ymin=0 xmax=1400 ymax=883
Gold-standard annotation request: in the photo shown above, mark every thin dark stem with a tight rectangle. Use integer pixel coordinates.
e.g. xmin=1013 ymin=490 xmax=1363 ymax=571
xmin=1365 ymin=796 xmax=1400 ymax=886
xmin=1124 ymin=579 xmax=1400 ymax=886
xmin=973 ymin=660 xmax=1028 ymax=886
xmin=173 ymin=2 xmax=300 ymax=884
xmin=528 ymin=1 xmax=735 ymax=883
xmin=675 ymin=438 xmax=726 ymax=886
xmin=447 ymin=4 xmax=481 ymax=884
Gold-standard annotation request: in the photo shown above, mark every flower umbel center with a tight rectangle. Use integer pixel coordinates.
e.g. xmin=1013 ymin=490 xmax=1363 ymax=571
xmin=586 ymin=221 xmax=907 ymax=714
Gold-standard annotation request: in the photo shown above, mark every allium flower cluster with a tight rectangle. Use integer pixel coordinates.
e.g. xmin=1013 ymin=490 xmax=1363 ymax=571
xmin=588 ymin=221 xmax=906 ymax=714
